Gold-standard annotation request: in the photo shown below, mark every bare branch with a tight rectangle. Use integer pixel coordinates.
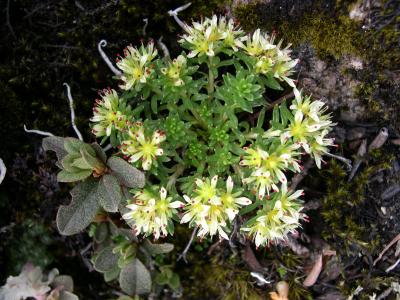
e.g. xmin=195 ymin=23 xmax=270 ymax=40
xmin=103 ymin=144 xmax=112 ymax=152
xmin=97 ymin=40 xmax=122 ymax=76
xmin=6 ymin=0 xmax=16 ymax=39
xmin=63 ymin=83 xmax=83 ymax=141
xmin=168 ymin=3 xmax=191 ymax=30
xmin=0 ymin=158 xmax=6 ymax=184
xmin=386 ymin=258 xmax=400 ymax=273
xmin=250 ymin=272 xmax=271 ymax=285
xmin=374 ymin=233 xmax=400 ymax=266
xmin=157 ymin=36 xmax=170 ymax=58
xmin=325 ymin=152 xmax=352 ymax=171
xmin=142 ymin=18 xmax=148 ymax=36
xmin=348 ymin=139 xmax=367 ymax=182
xmin=177 ymin=226 xmax=198 ymax=263
xmin=24 ymin=124 xmax=54 ymax=137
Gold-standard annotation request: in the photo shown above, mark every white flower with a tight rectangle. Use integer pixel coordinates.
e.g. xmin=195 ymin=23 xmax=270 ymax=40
xmin=116 ymin=42 xmax=158 ymax=90
xmin=91 ymin=88 xmax=126 ymax=137
xmin=290 ymin=88 xmax=327 ymax=122
xmin=121 ymin=125 xmax=166 ymax=170
xmin=240 ymin=143 xmax=301 ymax=197
xmin=242 ymin=184 xmax=303 ymax=247
xmin=161 ymin=55 xmax=187 ymax=86
xmin=179 ymin=16 xmax=246 ymax=58
xmin=0 ymin=264 xmax=58 ymax=300
xmin=237 ymin=29 xmax=275 ymax=56
xmin=309 ymin=130 xmax=335 ymax=168
xmin=123 ymin=187 xmax=184 ymax=239
xmin=181 ymin=176 xmax=251 ymax=240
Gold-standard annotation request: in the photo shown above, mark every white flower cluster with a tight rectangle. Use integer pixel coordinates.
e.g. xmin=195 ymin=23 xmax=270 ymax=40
xmin=91 ymin=88 xmax=126 ymax=138
xmin=123 ymin=187 xmax=184 ymax=239
xmin=181 ymin=176 xmax=252 ymax=240
xmin=179 ymin=17 xmax=298 ymax=86
xmin=242 ymin=184 xmax=304 ymax=247
xmin=116 ymin=42 xmax=158 ymax=90
xmin=179 ymin=16 xmax=246 ymax=57
xmin=275 ymin=88 xmax=335 ymax=168
xmin=120 ymin=122 xmax=166 ymax=171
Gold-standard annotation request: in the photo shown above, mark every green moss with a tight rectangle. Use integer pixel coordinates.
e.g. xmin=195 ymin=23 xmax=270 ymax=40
xmin=178 ymin=254 xmax=263 ymax=299
xmin=3 ymin=219 xmax=54 ymax=275
xmin=321 ymin=150 xmax=393 ymax=254
xmin=234 ymin=1 xmax=400 ymax=68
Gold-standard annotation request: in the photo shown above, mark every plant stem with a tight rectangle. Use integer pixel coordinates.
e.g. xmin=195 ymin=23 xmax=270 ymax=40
xmin=207 ymin=56 xmax=214 ymax=97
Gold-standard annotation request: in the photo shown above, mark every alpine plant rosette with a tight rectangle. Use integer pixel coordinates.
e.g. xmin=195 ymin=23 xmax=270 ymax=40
xmin=90 ymin=15 xmax=336 ymax=247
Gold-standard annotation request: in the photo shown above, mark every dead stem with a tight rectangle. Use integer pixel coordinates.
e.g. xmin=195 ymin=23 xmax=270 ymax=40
xmin=177 ymin=226 xmax=198 ymax=263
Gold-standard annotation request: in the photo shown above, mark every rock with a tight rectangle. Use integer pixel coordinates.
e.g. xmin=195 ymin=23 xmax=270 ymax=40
xmin=346 ymin=127 xmax=366 ymax=141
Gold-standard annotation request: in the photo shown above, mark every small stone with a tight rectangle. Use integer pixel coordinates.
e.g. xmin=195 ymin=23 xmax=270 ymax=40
xmin=346 ymin=127 xmax=366 ymax=141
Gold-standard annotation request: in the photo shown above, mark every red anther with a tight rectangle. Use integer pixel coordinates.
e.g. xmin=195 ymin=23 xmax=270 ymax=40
xmin=299 ymin=165 xmax=304 ymax=170
xmin=300 ymin=191 xmax=305 ymax=196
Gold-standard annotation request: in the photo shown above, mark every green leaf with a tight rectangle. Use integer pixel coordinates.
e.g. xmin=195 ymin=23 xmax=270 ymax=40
xmin=94 ymin=245 xmax=119 ymax=273
xmin=151 ymin=95 xmax=158 ymax=113
xmin=91 ymin=143 xmax=107 ymax=163
xmin=107 ymin=157 xmax=145 ymax=188
xmin=56 ymin=179 xmax=101 ymax=235
xmin=42 ymin=136 xmax=68 ymax=161
xmin=80 ymin=145 xmax=102 ymax=169
xmin=104 ymin=266 xmax=120 ymax=282
xmin=71 ymin=157 xmax=92 ymax=170
xmin=97 ymin=174 xmax=122 ymax=212
xmin=57 ymin=169 xmax=92 ymax=182
xmin=119 ymin=259 xmax=152 ymax=295
xmin=94 ymin=222 xmax=109 ymax=243
xmin=59 ymin=291 xmax=79 ymax=300
xmin=169 ymin=273 xmax=180 ymax=291
xmin=263 ymin=74 xmax=283 ymax=90
xmin=142 ymin=239 xmax=174 ymax=255
xmin=61 ymin=153 xmax=84 ymax=172
xmin=64 ymin=138 xmax=84 ymax=154
xmin=52 ymin=275 xmax=74 ymax=292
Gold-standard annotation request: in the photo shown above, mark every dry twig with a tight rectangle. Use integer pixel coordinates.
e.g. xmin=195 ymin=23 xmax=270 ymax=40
xmin=348 ymin=139 xmax=367 ymax=182
xmin=177 ymin=226 xmax=198 ymax=263
xmin=97 ymin=40 xmax=122 ymax=77
xmin=63 ymin=83 xmax=83 ymax=141
xmin=373 ymin=233 xmax=400 ymax=266
xmin=24 ymin=125 xmax=54 ymax=137
xmin=168 ymin=2 xmax=191 ymax=30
